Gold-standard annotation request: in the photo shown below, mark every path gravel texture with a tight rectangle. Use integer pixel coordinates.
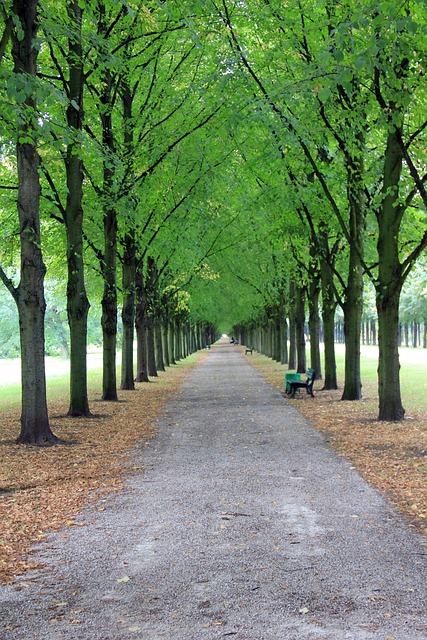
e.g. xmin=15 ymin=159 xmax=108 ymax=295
xmin=1 ymin=340 xmax=426 ymax=640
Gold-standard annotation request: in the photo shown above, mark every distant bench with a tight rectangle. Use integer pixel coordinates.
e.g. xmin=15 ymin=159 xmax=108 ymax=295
xmin=286 ymin=368 xmax=316 ymax=398
xmin=245 ymin=346 xmax=254 ymax=355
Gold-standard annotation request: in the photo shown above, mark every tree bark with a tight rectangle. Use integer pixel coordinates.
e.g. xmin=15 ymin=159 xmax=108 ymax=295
xmin=120 ymin=234 xmax=135 ymax=390
xmin=120 ymin=75 xmax=136 ymax=390
xmin=146 ymin=323 xmax=158 ymax=377
xmin=135 ymin=265 xmax=149 ymax=382
xmin=341 ymin=253 xmax=363 ymax=400
xmin=274 ymin=317 xmax=281 ymax=362
xmin=288 ymin=280 xmax=296 ymax=370
xmin=12 ymin=0 xmax=57 ymax=444
xmin=175 ymin=320 xmax=183 ymax=360
xmin=100 ymin=64 xmax=118 ymax=401
xmin=375 ymin=128 xmax=405 ymax=420
xmin=168 ymin=320 xmax=176 ymax=365
xmin=162 ymin=319 xmax=170 ymax=367
xmin=146 ymin=257 xmax=158 ymax=376
xmin=308 ymin=273 xmax=322 ymax=379
xmin=280 ymin=317 xmax=288 ymax=365
xmin=377 ymin=287 xmax=404 ymax=420
xmin=341 ymin=150 xmax=365 ymax=401
xmin=155 ymin=319 xmax=165 ymax=372
xmin=318 ymin=226 xmax=337 ymax=389
xmin=101 ymin=198 xmax=118 ymax=400
xmin=65 ymin=0 xmax=90 ymax=416
xmin=278 ymin=293 xmax=288 ymax=365
xmin=295 ymin=285 xmax=306 ymax=373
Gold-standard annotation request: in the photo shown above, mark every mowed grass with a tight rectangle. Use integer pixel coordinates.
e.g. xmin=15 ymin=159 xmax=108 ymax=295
xmin=0 ymin=344 xmax=425 ymax=414
xmin=0 ymin=351 xmax=207 ymax=414
xmin=281 ymin=343 xmax=427 ymax=415
xmin=0 ymin=367 xmax=104 ymax=412
xmin=333 ymin=345 xmax=427 ymax=415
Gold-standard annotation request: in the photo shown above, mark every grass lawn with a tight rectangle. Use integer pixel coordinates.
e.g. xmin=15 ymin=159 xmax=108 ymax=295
xmin=332 ymin=343 xmax=427 ymax=414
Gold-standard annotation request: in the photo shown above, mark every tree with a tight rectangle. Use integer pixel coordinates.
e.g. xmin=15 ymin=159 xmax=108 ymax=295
xmin=0 ymin=0 xmax=57 ymax=444
xmin=39 ymin=0 xmax=92 ymax=416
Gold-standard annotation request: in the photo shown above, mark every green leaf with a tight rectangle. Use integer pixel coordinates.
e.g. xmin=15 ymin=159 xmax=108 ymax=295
xmin=333 ymin=49 xmax=344 ymax=63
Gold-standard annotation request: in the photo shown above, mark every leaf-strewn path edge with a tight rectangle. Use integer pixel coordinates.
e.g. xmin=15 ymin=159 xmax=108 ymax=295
xmin=246 ymin=349 xmax=427 ymax=541
xmin=0 ymin=352 xmax=208 ymax=585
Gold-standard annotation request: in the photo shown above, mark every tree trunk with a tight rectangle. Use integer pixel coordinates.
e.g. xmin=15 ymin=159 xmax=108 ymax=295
xmin=318 ymin=227 xmax=337 ymax=389
xmin=280 ymin=317 xmax=288 ymax=365
xmin=288 ymin=280 xmax=296 ymax=369
xmin=65 ymin=0 xmax=90 ymax=417
xmin=147 ymin=315 xmax=158 ymax=377
xmin=278 ymin=293 xmax=288 ymax=365
xmin=371 ymin=319 xmax=377 ymax=345
xmin=120 ymin=75 xmax=136 ymax=390
xmin=168 ymin=320 xmax=176 ymax=365
xmin=162 ymin=316 xmax=170 ymax=368
xmin=175 ymin=321 xmax=183 ymax=360
xmin=146 ymin=257 xmax=158 ymax=376
xmin=341 ymin=151 xmax=365 ymax=401
xmin=135 ymin=266 xmax=149 ymax=382
xmin=11 ymin=0 xmax=57 ymax=444
xmin=155 ymin=319 xmax=165 ymax=372
xmin=341 ymin=259 xmax=363 ymax=400
xmin=100 ymin=67 xmax=118 ymax=401
xmin=120 ymin=234 xmax=135 ymax=390
xmin=66 ymin=174 xmax=90 ymax=417
xmin=274 ymin=317 xmax=281 ymax=362
xmin=295 ymin=285 xmax=306 ymax=373
xmin=377 ymin=288 xmax=404 ymax=420
xmin=308 ymin=276 xmax=322 ymax=379
xmin=375 ymin=129 xmax=405 ymax=420
xmin=319 ymin=225 xmax=338 ymax=390
xmin=101 ymin=200 xmax=118 ymax=400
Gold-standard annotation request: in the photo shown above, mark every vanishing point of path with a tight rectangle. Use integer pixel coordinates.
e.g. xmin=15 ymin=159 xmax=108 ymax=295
xmin=1 ymin=340 xmax=426 ymax=639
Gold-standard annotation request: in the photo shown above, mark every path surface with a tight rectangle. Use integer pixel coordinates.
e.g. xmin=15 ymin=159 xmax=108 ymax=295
xmin=1 ymin=341 xmax=426 ymax=639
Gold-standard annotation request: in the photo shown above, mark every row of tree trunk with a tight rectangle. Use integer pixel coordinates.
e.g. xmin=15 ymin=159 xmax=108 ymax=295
xmin=235 ymin=273 xmax=427 ymax=414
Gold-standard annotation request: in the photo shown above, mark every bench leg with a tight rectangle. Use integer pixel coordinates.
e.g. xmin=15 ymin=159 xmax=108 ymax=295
xmin=289 ymin=383 xmax=312 ymax=398
xmin=289 ymin=384 xmax=301 ymax=398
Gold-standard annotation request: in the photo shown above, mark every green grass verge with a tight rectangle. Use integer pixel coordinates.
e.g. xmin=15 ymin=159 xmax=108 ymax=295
xmin=0 ymin=351 xmax=205 ymax=413
xmin=1 ymin=345 xmax=426 ymax=415
xmin=336 ymin=350 xmax=427 ymax=414
xmin=273 ymin=344 xmax=427 ymax=415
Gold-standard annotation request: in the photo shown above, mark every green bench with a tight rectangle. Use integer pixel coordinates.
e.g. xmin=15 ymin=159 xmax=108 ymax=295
xmin=285 ymin=372 xmax=302 ymax=391
xmin=286 ymin=368 xmax=316 ymax=398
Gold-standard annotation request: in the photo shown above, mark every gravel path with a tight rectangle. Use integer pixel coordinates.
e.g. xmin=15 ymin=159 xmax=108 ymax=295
xmin=1 ymin=341 xmax=426 ymax=639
